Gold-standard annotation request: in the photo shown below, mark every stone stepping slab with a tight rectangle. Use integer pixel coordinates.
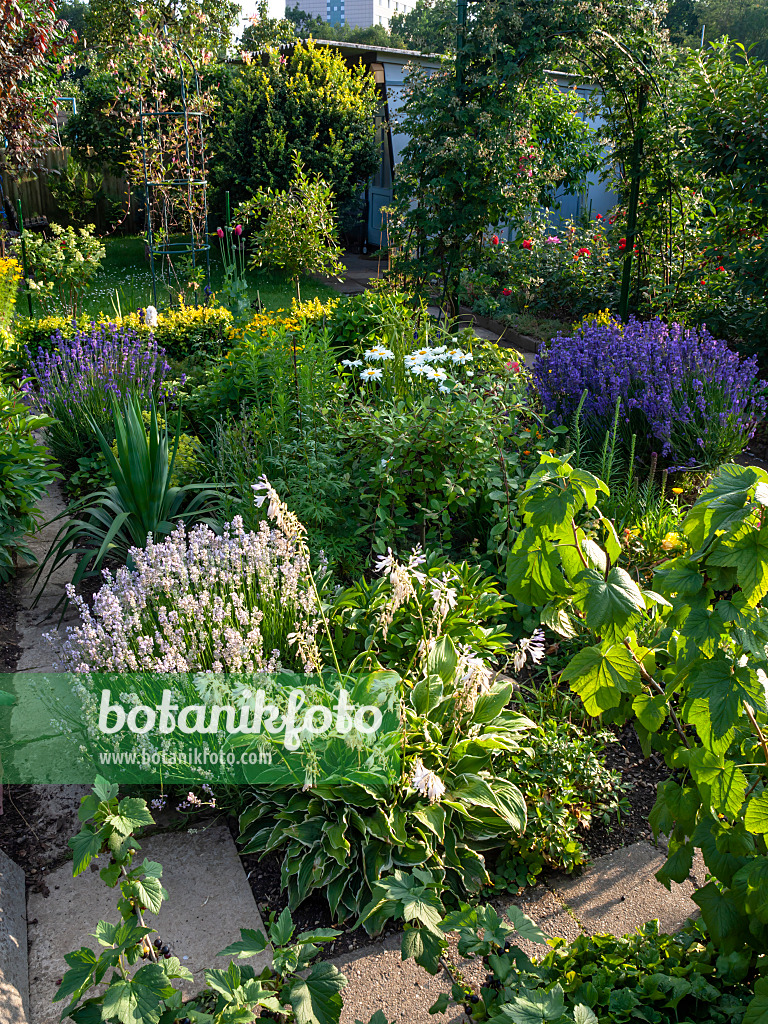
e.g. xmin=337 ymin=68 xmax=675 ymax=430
xmin=1 ymin=848 xmax=29 ymax=1024
xmin=26 ymin=826 xmax=268 ymax=1024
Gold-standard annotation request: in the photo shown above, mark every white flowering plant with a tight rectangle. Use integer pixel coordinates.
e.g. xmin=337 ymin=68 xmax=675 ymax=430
xmin=239 ymin=544 xmax=535 ymax=930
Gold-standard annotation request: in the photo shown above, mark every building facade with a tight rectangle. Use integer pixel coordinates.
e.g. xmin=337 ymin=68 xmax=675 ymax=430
xmin=297 ymin=0 xmax=418 ymax=30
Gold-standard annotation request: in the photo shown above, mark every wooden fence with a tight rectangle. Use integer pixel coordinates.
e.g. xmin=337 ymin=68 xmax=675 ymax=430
xmin=1 ymin=147 xmax=139 ymax=233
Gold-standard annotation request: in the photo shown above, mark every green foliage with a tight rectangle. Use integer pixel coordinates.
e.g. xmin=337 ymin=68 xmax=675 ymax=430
xmin=85 ymin=0 xmax=239 ymax=52
xmin=47 ymin=154 xmax=114 ymax=230
xmin=0 ymin=385 xmax=58 ymax=581
xmin=23 ymin=224 xmax=106 ymax=318
xmin=37 ymin=394 xmax=225 ymax=596
xmin=504 ymin=453 xmax=768 ymax=1024
xmin=389 ymin=0 xmax=457 ymax=54
xmin=239 ymin=153 xmax=344 ymax=303
xmin=239 ymin=635 xmax=534 ymax=928
xmin=211 ymin=42 xmax=380 ymax=216
xmin=431 ymin=915 xmax=762 ymax=1024
xmin=58 ymin=777 xmax=347 ymax=1024
xmin=494 ymin=720 xmax=628 ymax=886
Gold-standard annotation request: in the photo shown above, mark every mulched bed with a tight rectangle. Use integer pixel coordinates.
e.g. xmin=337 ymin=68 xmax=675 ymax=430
xmin=0 ymin=577 xmax=20 ymax=672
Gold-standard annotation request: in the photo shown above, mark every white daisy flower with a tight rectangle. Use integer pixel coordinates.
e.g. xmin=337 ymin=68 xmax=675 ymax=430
xmin=425 ymin=366 xmax=448 ymax=381
xmin=341 ymin=358 xmax=363 ymax=367
xmin=365 ymin=346 xmax=394 ymax=361
xmin=410 ymin=364 xmax=429 ymax=376
xmin=455 ymin=352 xmax=474 ymax=365
xmin=360 ymin=367 xmax=383 ymax=381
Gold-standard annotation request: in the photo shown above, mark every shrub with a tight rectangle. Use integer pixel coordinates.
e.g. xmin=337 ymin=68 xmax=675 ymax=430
xmin=532 ymin=316 xmax=767 ymax=470
xmin=23 ymin=223 xmax=105 ymax=317
xmin=0 ymin=385 xmax=58 ymax=580
xmin=10 ymin=303 xmax=234 ymax=365
xmin=210 ymin=41 xmax=380 ymax=216
xmin=22 ymin=321 xmax=177 ymax=467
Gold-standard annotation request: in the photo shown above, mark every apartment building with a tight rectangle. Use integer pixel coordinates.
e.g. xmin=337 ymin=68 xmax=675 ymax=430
xmin=296 ymin=0 xmax=418 ymax=30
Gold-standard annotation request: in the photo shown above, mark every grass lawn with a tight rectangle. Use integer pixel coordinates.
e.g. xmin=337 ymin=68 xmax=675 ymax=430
xmin=14 ymin=234 xmax=341 ymax=318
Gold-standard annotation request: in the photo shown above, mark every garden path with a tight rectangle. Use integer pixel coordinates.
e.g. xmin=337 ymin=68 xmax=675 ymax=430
xmin=325 ymin=838 xmax=704 ymax=1024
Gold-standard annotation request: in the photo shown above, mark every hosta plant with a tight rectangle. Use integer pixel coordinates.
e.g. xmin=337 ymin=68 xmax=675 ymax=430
xmin=239 ymin=626 xmax=534 ymax=929
xmin=505 ymin=453 xmax=768 ymax=1024
xmin=56 ymin=776 xmax=351 ymax=1024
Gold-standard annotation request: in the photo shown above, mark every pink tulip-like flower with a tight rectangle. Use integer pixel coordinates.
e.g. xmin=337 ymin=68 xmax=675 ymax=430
xmin=234 ymin=224 xmax=243 ymax=237
xmin=216 ymin=227 xmax=224 ymax=238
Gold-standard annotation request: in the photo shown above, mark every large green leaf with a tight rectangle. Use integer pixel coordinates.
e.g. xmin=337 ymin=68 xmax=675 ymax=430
xmin=689 ymin=749 xmax=747 ymax=819
xmin=288 ymin=961 xmax=347 ymax=1024
xmin=501 ymin=983 xmax=565 ymax=1024
xmin=217 ymin=928 xmax=269 ymax=959
xmin=708 ymin=521 xmax=768 ymax=607
xmin=561 ymin=644 xmax=640 ymax=716
xmin=743 ymin=977 xmax=768 ymax=1024
xmin=400 ymin=925 xmax=444 ymax=975
xmin=576 ymin=566 xmax=645 ymax=640
xmin=745 ymin=792 xmax=768 ymax=836
xmin=69 ymin=826 xmax=105 ymax=878
xmin=506 ymin=528 xmax=560 ymax=607
xmin=692 ymin=882 xmax=747 ymax=954
xmin=684 ymin=463 xmax=760 ymax=550
xmin=505 ymin=905 xmax=548 ymax=945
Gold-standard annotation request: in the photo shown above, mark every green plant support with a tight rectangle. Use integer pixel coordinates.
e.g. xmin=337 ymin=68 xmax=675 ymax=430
xmin=16 ymin=198 xmax=33 ymax=316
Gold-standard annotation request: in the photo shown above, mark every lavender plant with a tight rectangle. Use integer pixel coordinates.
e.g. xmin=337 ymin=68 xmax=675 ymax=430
xmin=532 ymin=316 xmax=767 ymax=470
xmin=51 ymin=479 xmax=322 ymax=675
xmin=22 ymin=321 xmax=177 ymax=468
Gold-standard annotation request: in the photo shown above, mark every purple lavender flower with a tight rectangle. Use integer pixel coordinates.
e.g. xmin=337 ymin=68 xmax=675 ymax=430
xmin=532 ymin=316 xmax=767 ymax=469
xmin=23 ymin=322 xmax=178 ymax=468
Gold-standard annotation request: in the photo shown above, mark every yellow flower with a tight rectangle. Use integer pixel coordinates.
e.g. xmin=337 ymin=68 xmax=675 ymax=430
xmin=671 ymin=487 xmax=683 ymax=495
xmin=661 ymin=531 xmax=684 ymax=552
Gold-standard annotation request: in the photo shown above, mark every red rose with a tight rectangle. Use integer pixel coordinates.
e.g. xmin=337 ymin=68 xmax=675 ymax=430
xmin=522 ymin=239 xmax=532 ymax=250
xmin=491 ymin=234 xmax=500 ymax=245
xmin=595 ymin=213 xmax=603 ymax=220
xmin=506 ymin=360 xmax=520 ymax=372
xmin=577 ymin=247 xmax=591 ymax=257
xmin=618 ymin=238 xmax=627 ymax=250
xmin=717 ymin=265 xmax=725 ymax=271
xmin=502 ymin=287 xmax=512 ymax=296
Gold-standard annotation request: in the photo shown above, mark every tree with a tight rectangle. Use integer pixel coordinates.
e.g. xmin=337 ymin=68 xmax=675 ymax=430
xmin=85 ymin=0 xmax=239 ymax=52
xmin=280 ymin=4 xmax=406 ymax=47
xmin=210 ymin=40 xmax=381 ymax=220
xmin=239 ymin=152 xmax=344 ymax=304
xmin=390 ymin=0 xmax=456 ymax=54
xmin=389 ymin=0 xmax=656 ymax=314
xmin=0 ymin=0 xmax=73 ymax=173
xmin=666 ymin=0 xmax=768 ymax=61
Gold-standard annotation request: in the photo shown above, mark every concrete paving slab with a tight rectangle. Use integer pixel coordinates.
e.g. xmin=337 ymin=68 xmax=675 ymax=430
xmin=503 ymin=886 xmax=583 ymax=959
xmin=0 ymin=849 xmax=29 ymax=1024
xmin=27 ymin=826 xmax=268 ymax=1024
xmin=328 ymin=932 xmax=468 ymax=1024
xmin=549 ymin=841 xmax=700 ymax=938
